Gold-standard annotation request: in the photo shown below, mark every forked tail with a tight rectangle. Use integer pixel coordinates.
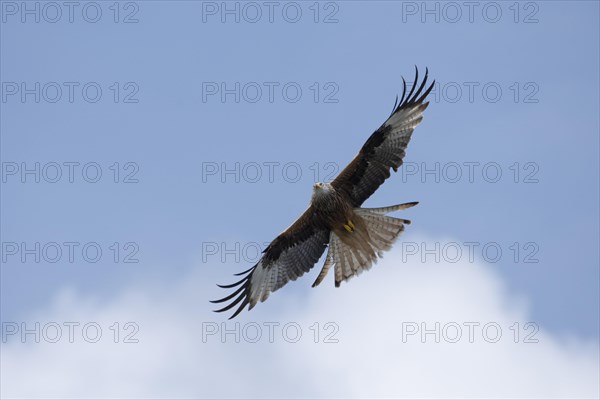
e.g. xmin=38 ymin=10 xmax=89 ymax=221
xmin=312 ymin=202 xmax=418 ymax=287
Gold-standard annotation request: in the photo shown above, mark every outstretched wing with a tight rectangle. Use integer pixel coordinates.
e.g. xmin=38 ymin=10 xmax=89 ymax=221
xmin=332 ymin=67 xmax=435 ymax=207
xmin=211 ymin=206 xmax=330 ymax=319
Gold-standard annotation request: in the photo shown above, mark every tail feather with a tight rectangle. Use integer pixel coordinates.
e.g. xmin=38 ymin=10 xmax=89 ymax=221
xmin=362 ymin=201 xmax=418 ymax=215
xmin=311 ymin=250 xmax=333 ymax=288
xmin=312 ymin=202 xmax=417 ymax=287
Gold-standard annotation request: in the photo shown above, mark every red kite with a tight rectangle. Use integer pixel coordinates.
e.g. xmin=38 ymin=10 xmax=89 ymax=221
xmin=213 ymin=68 xmax=435 ymax=318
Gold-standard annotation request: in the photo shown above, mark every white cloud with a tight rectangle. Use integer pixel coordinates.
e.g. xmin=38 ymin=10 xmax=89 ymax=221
xmin=2 ymin=235 xmax=598 ymax=399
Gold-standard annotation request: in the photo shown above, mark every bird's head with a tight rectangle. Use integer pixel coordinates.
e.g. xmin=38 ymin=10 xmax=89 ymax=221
xmin=311 ymin=182 xmax=333 ymax=202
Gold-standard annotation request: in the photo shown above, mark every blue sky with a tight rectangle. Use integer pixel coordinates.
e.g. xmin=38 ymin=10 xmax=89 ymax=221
xmin=1 ymin=1 xmax=599 ymax=398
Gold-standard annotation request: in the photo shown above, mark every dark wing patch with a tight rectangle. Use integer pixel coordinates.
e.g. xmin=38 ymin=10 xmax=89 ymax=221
xmin=332 ymin=67 xmax=435 ymax=207
xmin=211 ymin=206 xmax=330 ymax=319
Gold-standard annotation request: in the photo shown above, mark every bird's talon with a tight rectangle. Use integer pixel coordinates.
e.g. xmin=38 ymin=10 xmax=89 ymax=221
xmin=344 ymin=220 xmax=355 ymax=233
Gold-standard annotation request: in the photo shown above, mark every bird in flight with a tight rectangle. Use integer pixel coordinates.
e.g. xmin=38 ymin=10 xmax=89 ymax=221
xmin=212 ymin=67 xmax=435 ymax=319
